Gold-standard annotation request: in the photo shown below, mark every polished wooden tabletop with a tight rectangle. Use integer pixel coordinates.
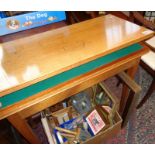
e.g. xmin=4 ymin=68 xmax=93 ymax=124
xmin=0 ymin=14 xmax=154 ymax=97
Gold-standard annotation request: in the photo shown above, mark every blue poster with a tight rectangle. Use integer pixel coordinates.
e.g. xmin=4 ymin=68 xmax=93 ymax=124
xmin=0 ymin=11 xmax=66 ymax=36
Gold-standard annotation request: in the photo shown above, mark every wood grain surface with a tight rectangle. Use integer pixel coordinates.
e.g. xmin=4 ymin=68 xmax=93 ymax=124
xmin=0 ymin=14 xmax=154 ymax=97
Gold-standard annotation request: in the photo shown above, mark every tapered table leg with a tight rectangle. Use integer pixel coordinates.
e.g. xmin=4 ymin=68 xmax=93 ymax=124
xmin=7 ymin=113 xmax=41 ymax=144
xmin=137 ymin=79 xmax=155 ymax=109
xmin=119 ymin=59 xmax=140 ymax=115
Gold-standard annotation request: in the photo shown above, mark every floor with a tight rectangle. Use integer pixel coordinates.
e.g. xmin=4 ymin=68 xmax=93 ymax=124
xmin=105 ymin=66 xmax=155 ymax=143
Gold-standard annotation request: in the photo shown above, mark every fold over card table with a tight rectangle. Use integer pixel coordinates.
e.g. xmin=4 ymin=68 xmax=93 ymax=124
xmin=0 ymin=15 xmax=154 ymax=143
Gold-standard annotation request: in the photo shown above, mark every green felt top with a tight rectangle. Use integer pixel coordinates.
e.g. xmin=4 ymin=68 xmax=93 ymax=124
xmin=0 ymin=43 xmax=142 ymax=109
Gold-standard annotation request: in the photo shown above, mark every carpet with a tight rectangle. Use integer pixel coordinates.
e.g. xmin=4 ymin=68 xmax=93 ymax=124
xmin=105 ymin=66 xmax=155 ymax=144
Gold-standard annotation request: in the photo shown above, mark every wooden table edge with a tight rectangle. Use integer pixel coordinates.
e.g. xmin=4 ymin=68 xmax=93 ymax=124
xmin=0 ymin=43 xmax=149 ymax=120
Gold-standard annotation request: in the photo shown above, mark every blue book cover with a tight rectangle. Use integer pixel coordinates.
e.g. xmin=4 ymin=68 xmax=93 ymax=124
xmin=0 ymin=11 xmax=66 ymax=36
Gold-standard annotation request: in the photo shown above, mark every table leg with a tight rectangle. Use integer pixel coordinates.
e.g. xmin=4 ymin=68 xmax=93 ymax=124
xmin=122 ymin=90 xmax=140 ymax=127
xmin=118 ymin=72 xmax=141 ymax=128
xmin=7 ymin=113 xmax=41 ymax=144
xmin=119 ymin=59 xmax=140 ymax=115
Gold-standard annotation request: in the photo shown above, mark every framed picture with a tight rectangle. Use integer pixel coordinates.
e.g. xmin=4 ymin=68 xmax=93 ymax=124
xmin=86 ymin=107 xmax=109 ymax=135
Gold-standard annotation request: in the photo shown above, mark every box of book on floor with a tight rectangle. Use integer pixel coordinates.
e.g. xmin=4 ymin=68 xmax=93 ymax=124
xmin=41 ymin=82 xmax=122 ymax=144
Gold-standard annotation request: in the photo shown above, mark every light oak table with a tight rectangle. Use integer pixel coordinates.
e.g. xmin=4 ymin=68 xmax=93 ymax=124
xmin=0 ymin=15 xmax=154 ymax=143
